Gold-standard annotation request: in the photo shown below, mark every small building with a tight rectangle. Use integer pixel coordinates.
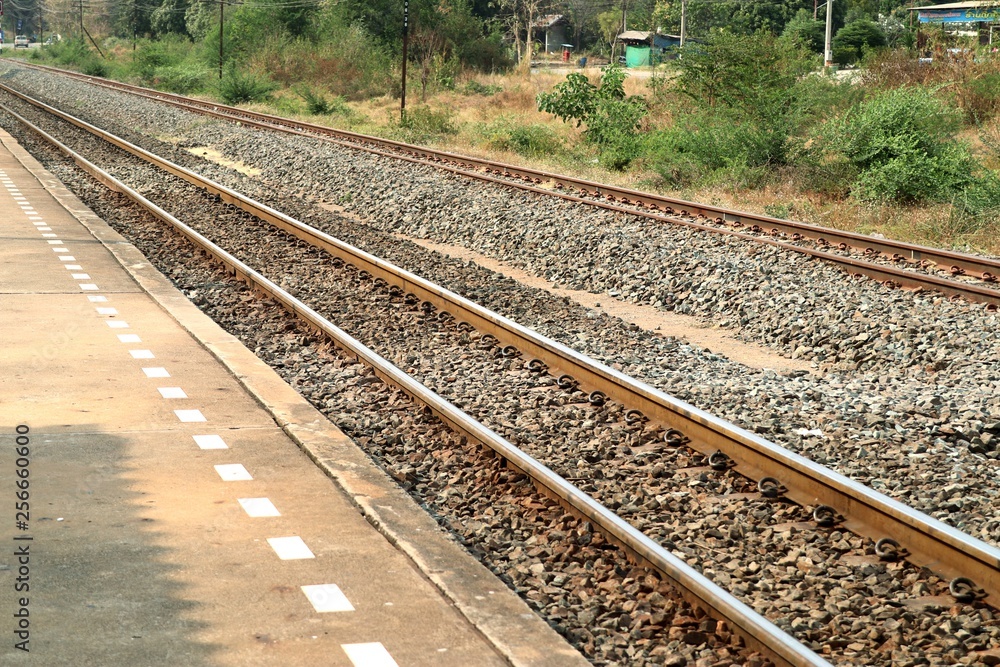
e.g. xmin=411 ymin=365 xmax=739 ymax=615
xmin=616 ymin=31 xmax=687 ymax=66
xmin=533 ymin=15 xmax=569 ymax=54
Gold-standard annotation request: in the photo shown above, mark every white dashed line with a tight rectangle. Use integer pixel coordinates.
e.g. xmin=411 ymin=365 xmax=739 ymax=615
xmin=193 ymin=435 xmax=227 ymax=450
xmin=72 ymin=273 xmax=91 ymax=280
xmin=238 ymin=498 xmax=281 ymax=518
xmin=301 ymin=584 xmax=355 ymax=613
xmin=342 ymin=643 xmax=399 ymax=667
xmin=66 ymin=265 xmax=83 ymax=270
xmin=47 ymin=240 xmax=63 ymax=245
xmin=88 ymin=295 xmax=108 ymax=302
xmin=42 ymin=234 xmax=57 ymax=238
xmin=59 ymin=256 xmax=76 ymax=262
xmin=106 ymin=321 xmax=129 ymax=329
xmin=157 ymin=387 xmax=187 ymax=399
xmin=214 ymin=463 xmax=251 ymax=480
xmin=96 ymin=307 xmax=117 ymax=315
xmin=117 ymin=334 xmax=141 ymax=343
xmin=267 ymin=537 xmax=314 ymax=560
xmin=53 ymin=248 xmax=68 ymax=253
xmin=79 ymin=284 xmax=98 ymax=291
xmin=174 ymin=409 xmax=206 ymax=423
xmin=129 ymin=349 xmax=155 ymax=359
xmin=142 ymin=367 xmax=169 ymax=378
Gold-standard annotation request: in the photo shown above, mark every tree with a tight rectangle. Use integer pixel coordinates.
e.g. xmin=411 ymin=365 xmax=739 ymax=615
xmin=495 ymin=0 xmax=551 ymax=72
xmin=782 ymin=9 xmax=825 ymax=52
xmin=831 ymin=18 xmax=886 ymax=64
xmin=596 ymin=10 xmax=620 ymax=56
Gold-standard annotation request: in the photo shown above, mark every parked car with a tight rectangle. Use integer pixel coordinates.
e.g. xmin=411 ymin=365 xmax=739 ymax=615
xmin=14 ymin=35 xmax=29 ymax=49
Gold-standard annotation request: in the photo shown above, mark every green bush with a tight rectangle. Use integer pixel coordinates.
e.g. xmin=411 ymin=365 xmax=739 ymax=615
xmin=537 ymin=64 xmax=646 ymax=168
xmin=397 ymin=106 xmax=457 ymax=137
xmin=217 ymin=67 xmax=276 ymax=104
xmin=824 ymin=87 xmax=977 ymax=203
xmin=80 ymin=58 xmax=110 ymax=78
xmin=480 ymin=118 xmax=561 ymax=157
xmin=156 ymin=64 xmax=208 ymax=94
xmin=832 ymin=19 xmax=887 ymax=64
xmin=462 ymin=80 xmax=502 ymax=96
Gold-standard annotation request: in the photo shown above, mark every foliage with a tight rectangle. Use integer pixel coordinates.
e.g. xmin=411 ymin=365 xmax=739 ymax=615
xmin=397 ymin=106 xmax=458 ymax=137
xmin=217 ymin=66 xmax=277 ymax=104
xmin=150 ymin=0 xmax=191 ymax=37
xmin=831 ymin=19 xmax=887 ymax=64
xmin=479 ymin=116 xmax=562 ymax=156
xmin=537 ymin=64 xmax=646 ymax=168
xmin=80 ymin=58 xmax=110 ymax=78
xmin=296 ymin=86 xmax=352 ymax=116
xmin=822 ymin=87 xmax=976 ymax=203
xmin=462 ymin=80 xmax=503 ymax=96
xmin=154 ymin=64 xmax=208 ymax=93
xmin=860 ymin=47 xmax=1000 ymax=123
xmin=243 ymin=29 xmax=395 ymax=100
xmin=781 ymin=9 xmax=825 ymax=53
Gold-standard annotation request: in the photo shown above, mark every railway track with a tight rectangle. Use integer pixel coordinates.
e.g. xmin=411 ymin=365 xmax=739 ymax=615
xmin=10 ymin=60 xmax=1000 ymax=309
xmin=4 ymin=81 xmax=1000 ymax=666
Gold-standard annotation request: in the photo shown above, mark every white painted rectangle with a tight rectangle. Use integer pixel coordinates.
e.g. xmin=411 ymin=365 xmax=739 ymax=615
xmin=47 ymin=240 xmax=63 ymax=245
xmin=302 ymin=584 xmax=355 ymax=613
xmin=238 ymin=498 xmax=281 ymax=518
xmin=117 ymin=334 xmax=141 ymax=343
xmin=67 ymin=265 xmax=83 ymax=271
xmin=106 ymin=321 xmax=129 ymax=329
xmin=193 ymin=435 xmax=227 ymax=450
xmin=129 ymin=349 xmax=155 ymax=359
xmin=42 ymin=234 xmax=57 ymax=238
xmin=142 ymin=367 xmax=169 ymax=378
xmin=53 ymin=248 xmax=68 ymax=253
xmin=59 ymin=256 xmax=76 ymax=262
xmin=342 ymin=643 xmax=399 ymax=667
xmin=96 ymin=307 xmax=118 ymax=315
xmin=72 ymin=273 xmax=91 ymax=280
xmin=79 ymin=284 xmax=98 ymax=291
xmin=174 ymin=409 xmax=206 ymax=423
xmin=87 ymin=295 xmax=107 ymax=302
xmin=214 ymin=463 xmax=251 ymax=481
xmin=267 ymin=536 xmax=314 ymax=560
xmin=158 ymin=387 xmax=187 ymax=399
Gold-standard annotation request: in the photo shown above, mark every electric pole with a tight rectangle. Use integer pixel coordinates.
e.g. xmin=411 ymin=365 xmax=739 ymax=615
xmin=219 ymin=0 xmax=224 ymax=79
xmin=401 ymin=0 xmax=408 ymax=119
xmin=680 ymin=0 xmax=687 ymax=47
xmin=824 ymin=0 xmax=834 ymax=67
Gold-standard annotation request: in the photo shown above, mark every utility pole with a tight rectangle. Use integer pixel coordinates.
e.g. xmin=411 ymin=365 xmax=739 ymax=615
xmin=680 ymin=0 xmax=687 ymax=47
xmin=824 ymin=0 xmax=834 ymax=67
xmin=400 ymin=0 xmax=408 ymax=119
xmin=814 ymin=0 xmax=818 ymax=20
xmin=38 ymin=0 xmax=43 ymax=44
xmin=133 ymin=0 xmax=137 ymax=50
xmin=218 ymin=0 xmax=224 ymax=79
xmin=79 ymin=0 xmax=83 ymax=42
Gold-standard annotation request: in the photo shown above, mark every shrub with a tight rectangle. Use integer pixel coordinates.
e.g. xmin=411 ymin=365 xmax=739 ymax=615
xmin=156 ymin=64 xmax=208 ymax=94
xmin=462 ymin=80 xmax=502 ymax=96
xmin=824 ymin=87 xmax=976 ymax=203
xmin=80 ymin=58 xmax=110 ymax=78
xmin=481 ymin=118 xmax=561 ymax=157
xmin=398 ymin=106 xmax=457 ymax=137
xmin=832 ymin=19 xmax=887 ymax=64
xmin=537 ymin=64 xmax=646 ymax=167
xmin=218 ymin=67 xmax=276 ymax=104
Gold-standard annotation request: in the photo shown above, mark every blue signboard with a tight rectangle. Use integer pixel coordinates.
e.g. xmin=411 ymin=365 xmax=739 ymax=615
xmin=919 ymin=7 xmax=1000 ymax=22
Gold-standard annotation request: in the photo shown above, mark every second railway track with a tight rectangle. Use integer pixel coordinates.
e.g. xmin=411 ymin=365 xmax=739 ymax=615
xmin=4 ymin=76 xmax=1000 ymax=666
xmin=11 ymin=59 xmax=1000 ymax=307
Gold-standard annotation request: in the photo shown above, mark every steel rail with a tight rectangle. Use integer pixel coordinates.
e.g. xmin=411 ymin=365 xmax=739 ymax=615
xmin=0 ymin=101 xmax=833 ymax=667
xmin=11 ymin=61 xmax=1000 ymax=295
xmin=5 ymin=82 xmax=1000 ymax=606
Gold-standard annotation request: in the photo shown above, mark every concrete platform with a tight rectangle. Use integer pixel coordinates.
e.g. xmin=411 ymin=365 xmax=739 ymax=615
xmin=0 ymin=127 xmax=588 ymax=667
